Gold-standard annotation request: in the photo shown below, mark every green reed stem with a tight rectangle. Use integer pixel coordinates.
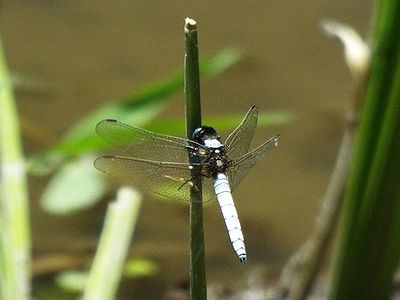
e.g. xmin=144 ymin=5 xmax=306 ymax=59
xmin=184 ymin=17 xmax=207 ymax=300
xmin=82 ymin=187 xmax=142 ymax=300
xmin=329 ymin=0 xmax=400 ymax=299
xmin=0 ymin=38 xmax=31 ymax=299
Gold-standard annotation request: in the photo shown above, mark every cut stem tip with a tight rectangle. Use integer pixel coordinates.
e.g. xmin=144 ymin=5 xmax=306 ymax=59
xmin=185 ymin=17 xmax=197 ymax=32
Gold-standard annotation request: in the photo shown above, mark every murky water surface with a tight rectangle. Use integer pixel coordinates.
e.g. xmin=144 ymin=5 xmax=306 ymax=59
xmin=0 ymin=1 xmax=372 ymax=298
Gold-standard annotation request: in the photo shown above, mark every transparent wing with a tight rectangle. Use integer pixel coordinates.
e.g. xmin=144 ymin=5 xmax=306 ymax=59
xmin=96 ymin=119 xmax=204 ymax=163
xmin=227 ymin=134 xmax=280 ymax=192
xmin=224 ymin=106 xmax=258 ymax=160
xmin=94 ymin=155 xmax=215 ymax=202
xmin=199 ymin=176 xmax=216 ymax=203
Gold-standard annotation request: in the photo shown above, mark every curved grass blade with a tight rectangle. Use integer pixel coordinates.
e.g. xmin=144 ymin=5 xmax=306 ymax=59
xmin=29 ymin=49 xmax=241 ymax=174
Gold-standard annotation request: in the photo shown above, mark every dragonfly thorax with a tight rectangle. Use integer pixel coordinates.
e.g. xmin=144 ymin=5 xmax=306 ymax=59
xmin=192 ymin=126 xmax=220 ymax=144
xmin=192 ymin=126 xmax=228 ymax=174
xmin=209 ymin=152 xmax=229 ymax=174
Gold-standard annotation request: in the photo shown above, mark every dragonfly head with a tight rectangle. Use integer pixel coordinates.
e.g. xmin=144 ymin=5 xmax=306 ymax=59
xmin=192 ymin=126 xmax=221 ymax=145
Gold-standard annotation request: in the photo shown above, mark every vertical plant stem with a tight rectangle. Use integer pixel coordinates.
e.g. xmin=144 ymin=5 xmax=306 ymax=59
xmin=0 ymin=39 xmax=31 ymax=299
xmin=82 ymin=187 xmax=142 ymax=300
xmin=330 ymin=0 xmax=400 ymax=298
xmin=271 ymin=128 xmax=355 ymax=300
xmin=269 ymin=19 xmax=369 ymax=299
xmin=184 ymin=17 xmax=207 ymax=300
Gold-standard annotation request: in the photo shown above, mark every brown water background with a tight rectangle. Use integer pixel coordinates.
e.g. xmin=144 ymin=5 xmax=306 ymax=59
xmin=0 ymin=1 xmax=372 ymax=298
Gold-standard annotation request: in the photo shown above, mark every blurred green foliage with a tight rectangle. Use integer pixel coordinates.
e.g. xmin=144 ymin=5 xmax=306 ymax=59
xmin=34 ymin=49 xmax=292 ymax=215
xmin=37 ymin=49 xmax=242 ymax=213
xmin=330 ymin=0 xmax=400 ymax=299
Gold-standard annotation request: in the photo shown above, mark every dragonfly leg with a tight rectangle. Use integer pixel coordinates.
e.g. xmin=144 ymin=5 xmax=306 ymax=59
xmin=177 ymin=178 xmax=194 ymax=191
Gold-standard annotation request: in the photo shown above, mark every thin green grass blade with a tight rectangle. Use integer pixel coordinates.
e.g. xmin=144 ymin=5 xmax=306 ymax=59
xmin=146 ymin=110 xmax=294 ymax=137
xmin=82 ymin=188 xmax=142 ymax=300
xmin=329 ymin=0 xmax=400 ymax=298
xmin=0 ymin=38 xmax=31 ymax=300
xmin=29 ymin=49 xmax=241 ymax=174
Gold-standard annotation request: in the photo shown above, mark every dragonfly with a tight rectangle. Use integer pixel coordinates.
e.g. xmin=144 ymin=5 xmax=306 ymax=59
xmin=94 ymin=106 xmax=280 ymax=263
